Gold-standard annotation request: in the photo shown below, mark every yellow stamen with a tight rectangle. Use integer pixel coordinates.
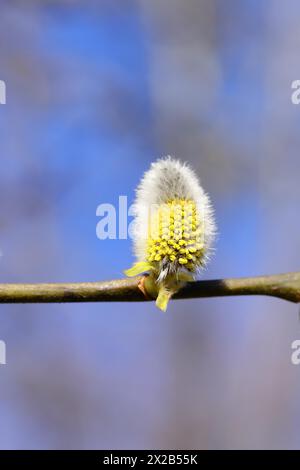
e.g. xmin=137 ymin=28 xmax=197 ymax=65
xmin=145 ymin=198 xmax=204 ymax=271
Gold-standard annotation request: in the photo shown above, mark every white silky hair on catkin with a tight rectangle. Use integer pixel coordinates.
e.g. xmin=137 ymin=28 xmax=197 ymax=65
xmin=131 ymin=156 xmax=216 ymax=270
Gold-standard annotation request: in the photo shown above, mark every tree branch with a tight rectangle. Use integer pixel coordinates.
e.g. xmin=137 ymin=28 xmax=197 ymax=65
xmin=0 ymin=272 xmax=299 ymax=304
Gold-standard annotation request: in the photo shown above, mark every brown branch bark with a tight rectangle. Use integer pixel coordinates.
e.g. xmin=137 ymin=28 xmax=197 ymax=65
xmin=0 ymin=272 xmax=299 ymax=304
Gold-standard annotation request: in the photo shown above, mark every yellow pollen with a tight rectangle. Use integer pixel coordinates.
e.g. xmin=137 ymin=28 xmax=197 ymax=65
xmin=146 ymin=198 xmax=204 ymax=271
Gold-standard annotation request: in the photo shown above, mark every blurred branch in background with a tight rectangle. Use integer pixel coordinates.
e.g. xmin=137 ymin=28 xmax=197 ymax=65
xmin=0 ymin=272 xmax=299 ymax=304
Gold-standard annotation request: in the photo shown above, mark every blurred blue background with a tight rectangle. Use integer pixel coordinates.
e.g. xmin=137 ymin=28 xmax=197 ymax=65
xmin=0 ymin=0 xmax=300 ymax=450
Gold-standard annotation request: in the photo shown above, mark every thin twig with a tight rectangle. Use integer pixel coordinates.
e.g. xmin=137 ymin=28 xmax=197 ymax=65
xmin=0 ymin=272 xmax=299 ymax=304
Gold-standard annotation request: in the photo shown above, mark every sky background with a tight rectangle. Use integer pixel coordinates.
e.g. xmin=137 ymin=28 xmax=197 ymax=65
xmin=0 ymin=0 xmax=300 ymax=449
